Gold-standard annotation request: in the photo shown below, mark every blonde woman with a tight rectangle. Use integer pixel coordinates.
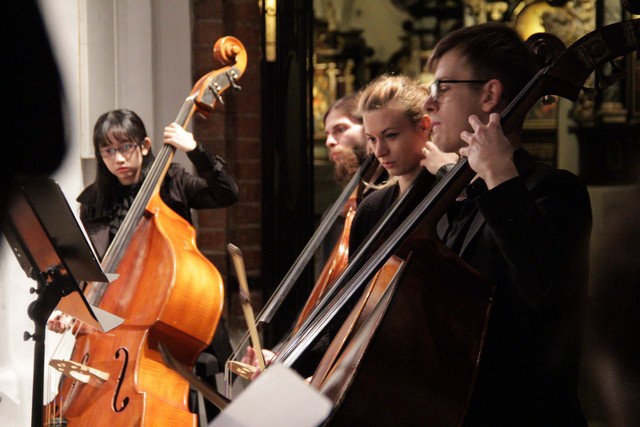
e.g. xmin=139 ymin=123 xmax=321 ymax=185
xmin=348 ymin=74 xmax=457 ymax=255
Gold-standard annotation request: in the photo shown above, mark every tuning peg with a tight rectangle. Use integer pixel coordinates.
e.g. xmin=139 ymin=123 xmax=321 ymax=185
xmin=24 ymin=331 xmax=35 ymax=341
xmin=598 ymin=60 xmax=625 ymax=90
xmin=610 ymin=62 xmax=624 ymax=80
xmin=582 ymin=87 xmax=597 ymax=101
xmin=228 ymin=71 xmax=242 ymax=93
xmin=208 ymin=82 xmax=225 ymax=105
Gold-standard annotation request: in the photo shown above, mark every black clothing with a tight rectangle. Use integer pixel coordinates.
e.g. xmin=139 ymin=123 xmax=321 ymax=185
xmin=437 ymin=149 xmax=592 ymax=425
xmin=3 ymin=1 xmax=66 ymax=225
xmin=348 ymin=183 xmax=399 ymax=258
xmin=340 ymin=149 xmax=590 ymax=424
xmin=318 ymin=166 xmax=390 ymax=271
xmin=348 ymin=169 xmax=437 ymax=258
xmin=291 ymin=183 xmax=402 ymax=377
xmin=77 ymin=143 xmax=238 ymax=257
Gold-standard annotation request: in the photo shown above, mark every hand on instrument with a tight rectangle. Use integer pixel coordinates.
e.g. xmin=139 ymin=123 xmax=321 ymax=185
xmin=47 ymin=310 xmax=72 ymax=333
xmin=420 ymin=140 xmax=459 ymax=175
xmin=459 ymin=113 xmax=518 ymax=189
xmin=241 ymin=346 xmax=276 ymax=380
xmin=163 ymin=122 xmax=198 ymax=152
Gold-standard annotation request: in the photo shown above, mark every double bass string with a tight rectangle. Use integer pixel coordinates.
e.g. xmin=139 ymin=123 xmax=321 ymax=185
xmin=224 ymin=156 xmax=376 ymax=387
xmin=43 ymin=97 xmax=199 ymax=421
xmin=273 ymin=169 xmax=434 ymax=363
xmin=83 ymin=96 xmax=196 ymax=306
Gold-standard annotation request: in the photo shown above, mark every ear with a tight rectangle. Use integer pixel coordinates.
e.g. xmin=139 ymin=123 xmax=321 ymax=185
xmin=418 ymin=114 xmax=431 ymax=137
xmin=480 ymin=79 xmax=503 ymax=113
xmin=141 ymin=137 xmax=152 ymax=156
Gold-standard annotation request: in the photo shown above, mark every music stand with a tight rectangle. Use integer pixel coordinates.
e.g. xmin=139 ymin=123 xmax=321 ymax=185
xmin=3 ymin=177 xmax=123 ymax=427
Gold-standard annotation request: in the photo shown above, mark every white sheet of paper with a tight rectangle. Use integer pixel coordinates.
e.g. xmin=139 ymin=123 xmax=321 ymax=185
xmin=56 ymin=291 xmax=123 ymax=332
xmin=210 ymin=364 xmax=332 ymax=427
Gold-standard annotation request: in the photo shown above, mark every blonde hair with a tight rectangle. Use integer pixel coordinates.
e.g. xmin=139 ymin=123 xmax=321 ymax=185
xmin=357 ymin=74 xmax=429 ymax=189
xmin=357 ymin=74 xmax=428 ymax=126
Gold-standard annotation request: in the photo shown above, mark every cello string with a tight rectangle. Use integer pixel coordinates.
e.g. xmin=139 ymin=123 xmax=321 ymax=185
xmin=274 ymin=164 xmax=466 ymax=366
xmin=224 ymin=157 xmax=374 ymax=368
xmin=278 ymin=169 xmax=431 ymax=355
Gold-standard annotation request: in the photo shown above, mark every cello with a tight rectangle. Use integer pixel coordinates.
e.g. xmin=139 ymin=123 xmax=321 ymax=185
xmin=292 ymin=156 xmax=387 ymax=332
xmin=273 ymin=18 xmax=640 ymax=426
xmin=44 ymin=36 xmax=247 ymax=426
xmin=223 ymin=154 xmax=379 ymax=385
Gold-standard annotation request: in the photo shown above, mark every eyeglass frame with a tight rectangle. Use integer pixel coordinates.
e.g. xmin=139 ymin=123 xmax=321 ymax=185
xmin=427 ymin=79 xmax=490 ymax=102
xmin=99 ymin=142 xmax=141 ymax=159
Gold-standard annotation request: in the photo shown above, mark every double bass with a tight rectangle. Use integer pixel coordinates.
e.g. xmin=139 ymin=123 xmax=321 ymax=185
xmin=45 ymin=37 xmax=247 ymax=426
xmin=223 ymin=154 xmax=380 ymax=385
xmin=272 ymin=18 xmax=640 ymax=426
xmin=292 ymin=155 xmax=387 ymax=332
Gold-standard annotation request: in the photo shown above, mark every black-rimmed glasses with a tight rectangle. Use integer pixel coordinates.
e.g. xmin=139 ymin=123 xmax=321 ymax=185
xmin=99 ymin=142 xmax=139 ymax=159
xmin=427 ymin=79 xmax=490 ymax=102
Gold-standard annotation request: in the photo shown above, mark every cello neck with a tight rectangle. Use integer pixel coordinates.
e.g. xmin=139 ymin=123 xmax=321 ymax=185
xmin=255 ymin=154 xmax=378 ymax=325
xmin=273 ymin=160 xmax=474 ymax=367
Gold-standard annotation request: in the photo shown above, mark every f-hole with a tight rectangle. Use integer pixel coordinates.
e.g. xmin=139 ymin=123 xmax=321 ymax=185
xmin=111 ymin=347 xmax=130 ymax=412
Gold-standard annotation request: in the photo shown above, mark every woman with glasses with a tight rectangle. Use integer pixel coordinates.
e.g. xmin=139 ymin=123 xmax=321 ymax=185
xmin=48 ymin=110 xmax=238 ymax=416
xmin=76 ymin=108 xmax=238 ymax=258
xmin=347 ymin=74 xmax=458 ymax=256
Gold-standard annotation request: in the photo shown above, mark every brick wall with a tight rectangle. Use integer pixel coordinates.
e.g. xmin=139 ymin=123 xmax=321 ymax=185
xmin=191 ymin=0 xmax=262 ymax=284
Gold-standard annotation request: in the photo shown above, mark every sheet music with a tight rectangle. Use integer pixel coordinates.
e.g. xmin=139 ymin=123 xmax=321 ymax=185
xmin=211 ymin=364 xmax=332 ymax=427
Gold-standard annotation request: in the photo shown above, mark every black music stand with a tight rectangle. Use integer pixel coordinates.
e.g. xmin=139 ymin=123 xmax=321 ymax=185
xmin=3 ymin=177 xmax=123 ymax=427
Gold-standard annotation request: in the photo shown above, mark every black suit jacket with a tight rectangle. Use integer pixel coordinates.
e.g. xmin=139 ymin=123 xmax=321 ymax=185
xmin=438 ymin=149 xmax=592 ymax=425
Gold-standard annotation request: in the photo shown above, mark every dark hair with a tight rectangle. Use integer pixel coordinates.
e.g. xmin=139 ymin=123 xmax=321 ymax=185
xmin=427 ymin=23 xmax=537 ymax=104
xmin=323 ymin=93 xmax=362 ymax=124
xmin=91 ymin=109 xmax=155 ymax=212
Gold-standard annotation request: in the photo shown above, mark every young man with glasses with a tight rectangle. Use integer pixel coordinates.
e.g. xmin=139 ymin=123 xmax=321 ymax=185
xmin=422 ymin=23 xmax=592 ymax=425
